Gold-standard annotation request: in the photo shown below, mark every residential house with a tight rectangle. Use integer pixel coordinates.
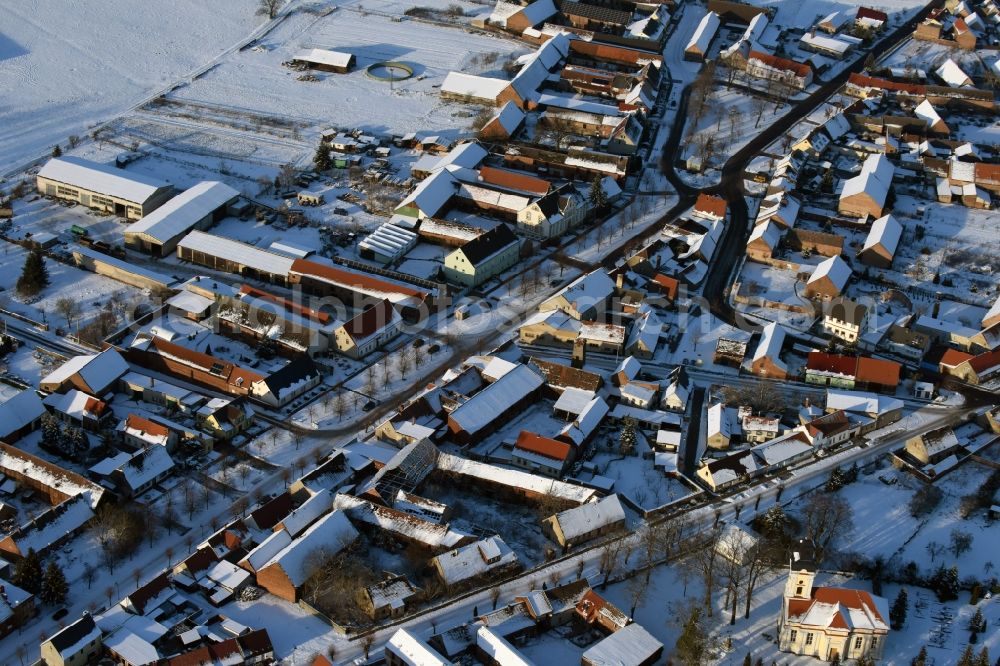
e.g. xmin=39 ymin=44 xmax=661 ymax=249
xmin=195 ymin=398 xmax=254 ymax=442
xmin=539 ymin=270 xmax=616 ymax=320
xmin=943 ymin=349 xmax=1000 ymax=385
xmin=685 ymin=11 xmax=720 ymax=61
xmin=582 ymin=623 xmax=663 ymax=666
xmin=746 ymin=51 xmax=813 ymax=89
xmin=117 ymin=414 xmax=177 ymax=451
xmin=804 ymin=256 xmax=851 ymax=301
xmin=0 ymin=580 xmax=33 ymax=639
xmin=0 ymin=390 xmax=47 ymax=443
xmin=822 ymin=297 xmax=868 ymax=343
xmin=511 ymin=431 xmax=573 ymax=477
xmin=858 ymin=214 xmax=902 ymax=268
xmin=430 ymin=536 xmax=520 ymax=589
xmin=40 ymin=348 xmax=129 ymax=396
xmin=904 ymin=427 xmax=961 ymax=464
xmin=89 ymin=444 xmax=175 ymax=497
xmin=544 ymin=495 xmax=626 ymax=549
xmin=750 ymin=322 xmax=788 ymax=379
xmin=333 ymin=299 xmax=402 ymax=359
xmin=43 ymin=390 xmax=112 ymax=432
xmin=360 ymin=575 xmax=420 ymax=621
xmin=385 ymin=628 xmax=453 ymax=666
xmin=443 ymin=224 xmax=520 ymax=287
xmin=838 ymin=153 xmax=894 ymax=219
xmin=786 ymin=229 xmax=843 ymax=257
xmin=40 ymin=613 xmax=103 ymax=666
xmin=519 ymin=310 xmax=583 ymax=348
xmin=706 ymin=403 xmax=732 ymax=449
xmin=746 ymin=222 xmax=781 ymax=262
xmin=249 ymin=355 xmax=322 ymax=408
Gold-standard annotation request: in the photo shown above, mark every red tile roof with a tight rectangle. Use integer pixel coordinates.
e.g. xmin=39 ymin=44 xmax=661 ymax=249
xmin=291 ymin=258 xmax=428 ymax=300
xmin=856 ymin=6 xmax=888 ymax=22
xmin=939 ymin=348 xmax=974 ymax=368
xmin=848 ymin=73 xmax=926 ymax=95
xmin=974 ymin=162 xmax=1000 ymax=186
xmin=787 ymin=587 xmax=888 ymax=629
xmin=855 ymin=357 xmax=901 ymax=387
xmin=807 ymin=352 xmax=858 ymax=376
xmin=479 ymin=166 xmax=551 ymax=196
xmin=515 ymin=430 xmax=571 ymax=461
xmin=652 ymin=274 xmax=679 ymax=300
xmin=694 ymin=193 xmax=727 ymax=219
xmin=341 ymin=299 xmax=397 ymax=344
xmin=240 ymin=284 xmax=331 ymax=324
xmin=146 ymin=337 xmax=264 ymax=387
xmin=124 ymin=414 xmax=170 ymax=438
xmin=968 ymin=349 xmax=1000 ymax=373
xmin=84 ymin=396 xmax=108 ymax=417
xmin=749 ymin=50 xmax=811 ymax=77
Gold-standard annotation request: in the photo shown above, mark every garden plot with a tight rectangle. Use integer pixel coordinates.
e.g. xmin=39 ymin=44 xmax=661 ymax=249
xmin=167 ymin=2 xmax=525 ymax=140
xmin=881 ymin=36 xmax=986 ymax=78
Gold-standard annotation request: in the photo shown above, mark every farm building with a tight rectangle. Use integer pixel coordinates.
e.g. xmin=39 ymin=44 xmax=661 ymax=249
xmin=489 ymin=0 xmax=557 ymax=33
xmin=685 ymin=11 xmax=720 ymax=61
xmin=858 ymin=214 xmax=902 ymax=268
xmin=177 ymin=231 xmax=295 ymax=286
xmin=478 ymin=102 xmax=526 ymax=141
xmin=124 ymin=181 xmax=239 ymax=256
xmin=36 ymin=156 xmax=173 ymax=220
xmin=430 ymin=536 xmax=520 ymax=589
xmin=359 ymin=223 xmax=418 ymax=264
xmin=511 ymin=430 xmax=572 ymax=477
xmin=544 ymin=494 xmax=625 ymax=549
xmin=291 ymin=48 xmax=355 ymax=73
xmin=72 ymin=244 xmax=179 ymax=292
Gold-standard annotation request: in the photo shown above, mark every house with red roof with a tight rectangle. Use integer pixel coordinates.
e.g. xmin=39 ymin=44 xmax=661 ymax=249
xmin=692 ymin=193 xmax=727 ymax=222
xmin=945 ymin=349 xmax=1000 ymax=385
xmin=778 ymin=541 xmax=888 ymax=661
xmin=511 ymin=430 xmax=573 ymax=477
xmin=746 ymin=51 xmax=813 ymax=90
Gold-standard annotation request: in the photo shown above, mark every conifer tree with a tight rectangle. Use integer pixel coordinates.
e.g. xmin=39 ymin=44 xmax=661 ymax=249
xmin=15 ymin=250 xmax=50 ymax=298
xmin=51 ymin=145 xmax=62 ymax=158
xmin=588 ymin=175 xmax=608 ymax=212
xmin=313 ymin=143 xmax=331 ymax=171
xmin=40 ymin=561 xmax=68 ymax=605
xmin=911 ymin=645 xmax=928 ymax=666
xmin=890 ymin=588 xmax=908 ymax=630
xmin=12 ymin=548 xmax=43 ymax=593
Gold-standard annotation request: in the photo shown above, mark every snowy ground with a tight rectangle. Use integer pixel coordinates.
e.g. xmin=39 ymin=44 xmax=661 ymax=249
xmin=0 ymin=0 xmax=261 ymax=171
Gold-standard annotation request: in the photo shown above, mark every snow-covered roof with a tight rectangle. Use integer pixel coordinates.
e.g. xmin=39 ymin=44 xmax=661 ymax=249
xmin=936 ymin=58 xmax=972 ymax=87
xmin=752 ymin=430 xmax=812 ymax=466
xmin=334 ymin=494 xmax=472 ymax=549
xmin=581 ymin=623 xmax=662 ymax=666
xmin=546 ymin=270 xmax=615 ymax=315
xmin=260 ymin=510 xmax=358 ymax=586
xmin=0 ymin=443 xmax=103 ymax=506
xmin=486 ymin=102 xmax=526 ymax=135
xmin=551 ymin=494 xmax=625 ymax=541
xmin=609 ymin=404 xmax=680 ymax=427
xmin=840 ymin=153 xmax=893 ymax=212
xmin=752 ymin=322 xmax=787 ymax=371
xmin=204 ymin=559 xmax=251 ymax=591
xmin=822 ymin=113 xmax=851 ymax=141
xmin=686 ymin=11 xmax=720 ymax=55
xmin=553 ymin=387 xmax=596 ymax=416
xmin=239 ymin=529 xmax=293 ymax=572
xmin=862 ymin=214 xmax=902 ymax=257
xmin=707 ymin=403 xmax=731 ymax=438
xmin=559 ymin=395 xmax=609 ymax=446
xmin=800 ymin=32 xmax=852 ymax=55
xmin=819 ymin=10 xmax=849 ymax=29
xmin=11 ymin=494 xmax=95 ymax=556
xmin=436 ymin=452 xmax=596 ymax=503
xmin=441 ymin=71 xmax=509 ymax=101
xmin=626 ymin=310 xmax=662 ymax=353
xmin=808 ymin=255 xmax=851 ymax=291
xmin=432 ymin=536 xmax=518 ymax=586
xmin=292 ymin=47 xmax=354 ymax=69
xmin=178 ymin=231 xmax=295 ymax=276
xmin=913 ymin=99 xmax=945 ymax=130
xmin=0 ymin=390 xmax=46 ymax=438
xmin=620 ymin=382 xmax=656 ymax=405
xmin=41 ymin=347 xmax=129 ymax=394
xmin=386 ymin=628 xmax=452 ymax=666
xmin=398 ymin=169 xmax=459 ymax=218
xmin=280 ymin=489 xmax=332 ymax=537
xmin=360 ymin=223 xmax=418 ymax=260
xmin=476 ymin=626 xmax=535 ymax=666
xmin=579 ymin=322 xmax=625 ymax=344
xmin=91 ymin=444 xmax=174 ymax=492
xmin=125 ymin=181 xmax=238 ymax=243
xmin=748 ymin=221 xmax=780 ymax=249
xmin=38 ymin=156 xmax=170 ymax=204
xmin=449 ymin=364 xmax=543 ymax=435
xmin=825 ymin=388 xmax=901 ymax=415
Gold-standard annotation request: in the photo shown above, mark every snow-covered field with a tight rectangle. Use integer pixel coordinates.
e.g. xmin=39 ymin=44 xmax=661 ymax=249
xmin=0 ymin=0 xmax=260 ymax=170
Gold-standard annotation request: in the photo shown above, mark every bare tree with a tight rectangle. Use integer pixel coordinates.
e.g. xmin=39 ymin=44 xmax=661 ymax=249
xmin=256 ymin=0 xmax=282 ymax=20
xmin=55 ymin=297 xmax=82 ymax=330
xmin=751 ymin=95 xmax=768 ymax=128
xmin=165 ymin=546 xmax=175 ymax=567
xmin=800 ymin=493 xmax=854 ymax=563
xmin=692 ymin=524 xmax=723 ymax=617
xmin=627 ymin=575 xmax=647 ymax=616
xmin=743 ymin=541 xmax=768 ymax=619
xmin=333 ymin=391 xmax=348 ymax=421
xmin=718 ymin=528 xmax=750 ymax=625
xmin=599 ymin=540 xmax=624 ymax=588
xmin=83 ymin=563 xmax=96 ymax=589
xmin=926 ymin=540 xmax=945 ymax=563
xmin=105 ymin=585 xmax=115 ymax=607
xmin=490 ymin=586 xmax=501 ymax=610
